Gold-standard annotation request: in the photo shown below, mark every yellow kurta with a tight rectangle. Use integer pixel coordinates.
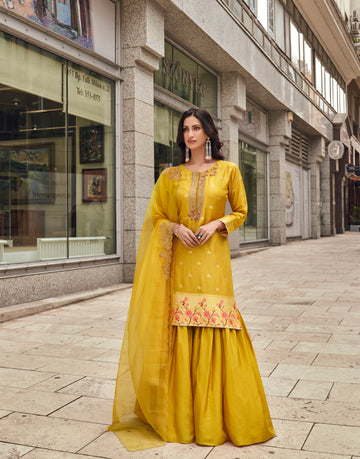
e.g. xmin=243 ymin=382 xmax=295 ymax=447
xmin=109 ymin=160 xmax=275 ymax=450
xmin=157 ymin=161 xmax=245 ymax=329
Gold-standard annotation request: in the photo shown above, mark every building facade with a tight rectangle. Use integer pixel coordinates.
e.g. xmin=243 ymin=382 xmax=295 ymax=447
xmin=1 ymin=0 xmax=359 ymax=307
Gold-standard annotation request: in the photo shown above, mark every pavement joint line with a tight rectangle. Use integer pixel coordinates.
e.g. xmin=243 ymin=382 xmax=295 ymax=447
xmin=0 ymin=283 xmax=133 ymax=324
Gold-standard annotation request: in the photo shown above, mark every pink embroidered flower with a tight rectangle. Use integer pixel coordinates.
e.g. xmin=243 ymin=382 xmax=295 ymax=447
xmin=222 ymin=311 xmax=228 ymax=319
xmin=185 ymin=309 xmax=192 ymax=317
xmin=204 ymin=310 xmax=211 ymax=318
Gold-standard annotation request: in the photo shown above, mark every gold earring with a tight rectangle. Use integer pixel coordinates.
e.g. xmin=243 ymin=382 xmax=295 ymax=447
xmin=185 ymin=147 xmax=190 ymax=162
xmin=205 ymin=138 xmax=212 ymax=160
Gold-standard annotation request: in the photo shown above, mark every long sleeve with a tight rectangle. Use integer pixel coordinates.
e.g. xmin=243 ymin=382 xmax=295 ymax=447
xmin=218 ymin=164 xmax=247 ymax=236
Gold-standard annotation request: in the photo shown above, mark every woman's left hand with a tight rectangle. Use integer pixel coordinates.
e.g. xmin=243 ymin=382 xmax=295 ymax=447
xmin=195 ymin=220 xmax=226 ymax=245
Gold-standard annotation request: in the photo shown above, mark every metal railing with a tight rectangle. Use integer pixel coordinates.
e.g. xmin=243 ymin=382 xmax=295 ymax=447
xmin=219 ymin=0 xmax=337 ymax=119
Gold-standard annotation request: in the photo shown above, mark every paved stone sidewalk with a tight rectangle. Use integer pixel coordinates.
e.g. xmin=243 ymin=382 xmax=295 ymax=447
xmin=0 ymin=233 xmax=359 ymax=458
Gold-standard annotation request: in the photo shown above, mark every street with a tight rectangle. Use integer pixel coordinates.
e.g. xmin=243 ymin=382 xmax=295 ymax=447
xmin=0 ymin=232 xmax=360 ymax=458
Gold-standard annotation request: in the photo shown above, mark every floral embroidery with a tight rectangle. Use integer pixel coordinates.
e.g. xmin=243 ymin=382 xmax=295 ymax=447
xmin=169 ymin=291 xmax=241 ymax=330
xmin=162 ymin=166 xmax=181 ymax=181
xmin=188 ymin=162 xmax=219 ymax=222
xmin=159 ymin=221 xmax=175 ymax=280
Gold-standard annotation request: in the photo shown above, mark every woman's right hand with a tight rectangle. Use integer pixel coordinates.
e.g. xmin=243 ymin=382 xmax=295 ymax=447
xmin=174 ymin=224 xmax=199 ymax=248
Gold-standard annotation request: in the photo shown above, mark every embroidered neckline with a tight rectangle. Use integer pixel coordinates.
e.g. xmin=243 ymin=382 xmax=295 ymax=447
xmin=187 ymin=161 xmax=219 ymax=222
xmin=182 ymin=161 xmax=219 ymax=175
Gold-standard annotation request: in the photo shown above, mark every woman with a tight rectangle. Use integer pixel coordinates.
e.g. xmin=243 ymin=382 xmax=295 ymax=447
xmin=108 ymin=108 xmax=275 ymax=451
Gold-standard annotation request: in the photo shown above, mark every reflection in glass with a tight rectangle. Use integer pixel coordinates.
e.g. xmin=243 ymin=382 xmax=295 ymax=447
xmin=304 ymin=40 xmax=312 ymax=80
xmin=315 ymin=57 xmax=322 ymax=92
xmin=154 ymin=103 xmax=181 ymax=182
xmin=239 ymin=142 xmax=268 ymax=242
xmin=66 ymin=62 xmax=115 ymax=258
xmin=258 ymin=0 xmax=268 ymax=31
xmin=290 ymin=21 xmax=299 ymax=68
xmin=0 ymin=31 xmax=115 ymax=265
xmin=154 ymin=41 xmax=217 ymax=118
xmin=275 ymin=0 xmax=285 ymax=51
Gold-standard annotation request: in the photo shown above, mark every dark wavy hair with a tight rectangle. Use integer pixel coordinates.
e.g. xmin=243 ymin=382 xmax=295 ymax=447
xmin=176 ymin=108 xmax=224 ymax=163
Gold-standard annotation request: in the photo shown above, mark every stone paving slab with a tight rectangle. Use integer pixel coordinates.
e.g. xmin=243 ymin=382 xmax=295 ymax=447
xmin=0 ymin=233 xmax=359 ymax=457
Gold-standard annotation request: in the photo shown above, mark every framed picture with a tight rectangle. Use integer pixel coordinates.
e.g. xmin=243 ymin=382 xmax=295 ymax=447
xmin=0 ymin=143 xmax=55 ymax=204
xmin=79 ymin=125 xmax=104 ymax=164
xmin=82 ymin=168 xmax=106 ymax=202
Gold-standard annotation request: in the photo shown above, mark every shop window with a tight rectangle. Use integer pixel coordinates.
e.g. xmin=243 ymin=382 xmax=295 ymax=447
xmin=154 ymin=41 xmax=218 ymax=118
xmin=154 ymin=103 xmax=181 ymax=181
xmin=0 ymin=31 xmax=116 ymax=265
xmin=239 ymin=142 xmax=268 ymax=241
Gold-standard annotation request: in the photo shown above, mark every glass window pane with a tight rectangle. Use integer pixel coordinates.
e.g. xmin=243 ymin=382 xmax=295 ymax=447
xmin=229 ymin=0 xmax=243 ymax=20
xmin=258 ymin=0 xmax=268 ymax=30
xmin=0 ymin=31 xmax=116 ymax=265
xmin=315 ymin=57 xmax=322 ymax=92
xmin=0 ymin=32 xmax=66 ymax=264
xmin=299 ymin=33 xmax=304 ymax=73
xmin=331 ymin=78 xmax=336 ymax=111
xmin=239 ymin=141 xmax=268 ymax=242
xmin=67 ymin=63 xmax=116 ymax=257
xmin=154 ymin=102 xmax=181 ymax=182
xmin=304 ymin=40 xmax=312 ymax=81
xmin=290 ymin=21 xmax=299 ymax=68
xmin=197 ymin=65 xmax=218 ymax=117
xmin=275 ymin=0 xmax=285 ymax=51
xmin=325 ymin=70 xmax=331 ymax=103
xmin=154 ymin=41 xmax=173 ymax=92
xmin=268 ymin=0 xmax=274 ymax=36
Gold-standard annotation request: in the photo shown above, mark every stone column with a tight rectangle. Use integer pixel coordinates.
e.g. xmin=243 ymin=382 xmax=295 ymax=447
xmin=121 ymin=0 xmax=164 ymax=281
xmin=309 ymin=136 xmax=325 ymax=239
xmin=220 ymin=72 xmax=246 ymax=252
xmin=319 ymin=147 xmax=332 ymax=236
xmin=268 ymin=111 xmax=291 ymax=245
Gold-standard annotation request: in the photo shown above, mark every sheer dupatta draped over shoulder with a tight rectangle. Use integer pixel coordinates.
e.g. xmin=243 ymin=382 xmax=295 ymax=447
xmin=108 ymin=171 xmax=179 ymax=450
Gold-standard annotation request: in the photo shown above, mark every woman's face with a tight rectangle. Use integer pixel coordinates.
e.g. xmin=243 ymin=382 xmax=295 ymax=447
xmin=182 ymin=115 xmax=208 ymax=152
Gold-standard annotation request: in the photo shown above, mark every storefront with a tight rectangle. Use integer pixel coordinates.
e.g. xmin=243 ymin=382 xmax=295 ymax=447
xmin=153 ymin=40 xmax=218 ymax=179
xmin=238 ymin=100 xmax=269 ymax=243
xmin=0 ymin=31 xmax=116 ymax=265
xmin=0 ymin=2 xmax=121 ymax=306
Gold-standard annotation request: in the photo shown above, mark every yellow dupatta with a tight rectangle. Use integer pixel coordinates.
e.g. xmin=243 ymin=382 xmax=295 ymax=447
xmin=108 ymin=171 xmax=179 ymax=451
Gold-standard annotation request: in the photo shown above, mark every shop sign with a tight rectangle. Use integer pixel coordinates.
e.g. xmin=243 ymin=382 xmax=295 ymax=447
xmin=67 ymin=65 xmax=112 ymax=126
xmin=154 ymin=41 xmax=217 ymax=116
xmin=328 ymin=140 xmax=344 ymax=160
xmin=162 ymin=57 xmax=206 ymax=97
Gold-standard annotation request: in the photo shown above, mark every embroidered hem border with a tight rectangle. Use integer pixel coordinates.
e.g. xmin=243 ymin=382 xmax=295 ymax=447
xmin=170 ymin=291 xmax=241 ymax=330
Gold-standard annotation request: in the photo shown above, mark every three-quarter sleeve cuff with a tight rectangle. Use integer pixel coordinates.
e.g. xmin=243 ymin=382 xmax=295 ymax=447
xmin=218 ymin=217 xmax=230 ymax=236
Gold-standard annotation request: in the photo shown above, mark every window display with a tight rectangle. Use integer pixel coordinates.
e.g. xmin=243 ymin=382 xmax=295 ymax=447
xmin=0 ymin=31 xmax=115 ymax=265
